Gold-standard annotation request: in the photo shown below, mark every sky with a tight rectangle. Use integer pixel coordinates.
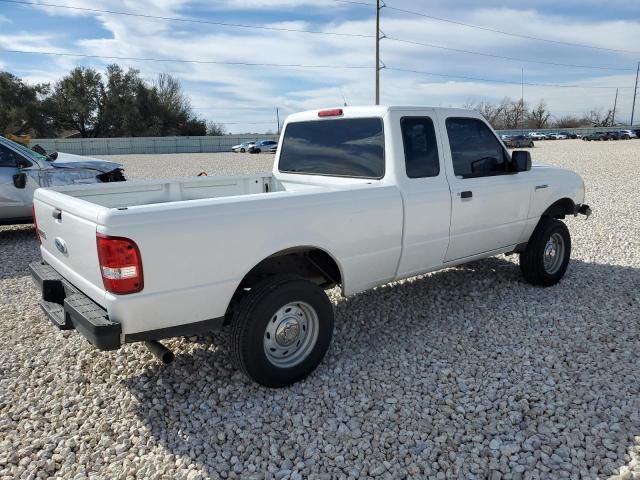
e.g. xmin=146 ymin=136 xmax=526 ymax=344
xmin=0 ymin=0 xmax=639 ymax=133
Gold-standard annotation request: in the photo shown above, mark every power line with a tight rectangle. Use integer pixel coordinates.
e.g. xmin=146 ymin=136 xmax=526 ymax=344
xmin=6 ymin=0 xmax=636 ymax=74
xmin=382 ymin=4 xmax=640 ymax=55
xmin=2 ymin=48 xmax=631 ymax=90
xmin=386 ymin=67 xmax=633 ymax=89
xmin=0 ymin=48 xmax=373 ymax=70
xmin=0 ymin=0 xmax=375 ymax=39
xmin=337 ymin=0 xmax=640 ymax=55
xmin=385 ymin=36 xmax=636 ymax=72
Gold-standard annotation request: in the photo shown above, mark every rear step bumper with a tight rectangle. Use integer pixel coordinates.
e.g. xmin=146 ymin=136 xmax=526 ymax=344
xmin=29 ymin=262 xmax=121 ymax=351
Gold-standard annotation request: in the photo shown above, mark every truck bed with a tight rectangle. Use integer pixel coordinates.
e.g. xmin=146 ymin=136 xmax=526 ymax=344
xmin=45 ymin=174 xmax=276 ymax=208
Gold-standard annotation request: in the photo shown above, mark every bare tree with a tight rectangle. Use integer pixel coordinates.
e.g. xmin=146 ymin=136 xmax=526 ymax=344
xmin=554 ymin=115 xmax=584 ymax=129
xmin=527 ymin=100 xmax=551 ymax=129
xmin=206 ymin=121 xmax=226 ymax=136
xmin=583 ymin=108 xmax=615 ymax=127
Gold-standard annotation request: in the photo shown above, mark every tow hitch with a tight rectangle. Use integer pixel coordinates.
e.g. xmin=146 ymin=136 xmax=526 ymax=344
xmin=575 ymin=204 xmax=592 ymax=219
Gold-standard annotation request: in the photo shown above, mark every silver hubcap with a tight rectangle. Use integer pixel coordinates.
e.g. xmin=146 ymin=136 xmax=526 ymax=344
xmin=264 ymin=302 xmax=319 ymax=368
xmin=543 ymin=233 xmax=565 ymax=274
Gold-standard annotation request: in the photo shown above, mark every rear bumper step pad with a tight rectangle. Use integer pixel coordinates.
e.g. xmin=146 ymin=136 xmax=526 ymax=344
xmin=29 ymin=262 xmax=121 ymax=351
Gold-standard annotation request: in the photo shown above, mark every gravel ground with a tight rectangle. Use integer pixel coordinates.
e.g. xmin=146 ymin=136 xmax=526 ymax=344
xmin=1 ymin=140 xmax=639 ymax=479
xmin=96 ymin=152 xmax=275 ymax=179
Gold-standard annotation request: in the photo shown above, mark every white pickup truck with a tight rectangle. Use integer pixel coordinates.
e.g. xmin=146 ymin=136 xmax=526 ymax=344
xmin=30 ymin=106 xmax=591 ymax=387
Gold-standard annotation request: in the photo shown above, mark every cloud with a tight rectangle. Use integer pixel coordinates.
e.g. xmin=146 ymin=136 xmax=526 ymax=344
xmin=1 ymin=0 xmax=639 ymax=131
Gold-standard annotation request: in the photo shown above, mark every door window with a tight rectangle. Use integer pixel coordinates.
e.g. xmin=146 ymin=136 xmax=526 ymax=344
xmin=446 ymin=118 xmax=510 ymax=178
xmin=401 ymin=117 xmax=440 ymax=178
xmin=0 ymin=145 xmax=18 ymax=167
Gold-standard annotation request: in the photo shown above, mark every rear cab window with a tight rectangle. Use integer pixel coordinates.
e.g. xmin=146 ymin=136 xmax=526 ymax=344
xmin=400 ymin=117 xmax=440 ymax=178
xmin=278 ymin=118 xmax=385 ymax=179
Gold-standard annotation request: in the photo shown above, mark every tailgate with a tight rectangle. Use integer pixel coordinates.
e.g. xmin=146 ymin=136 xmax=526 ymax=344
xmin=33 ymin=189 xmax=107 ymax=307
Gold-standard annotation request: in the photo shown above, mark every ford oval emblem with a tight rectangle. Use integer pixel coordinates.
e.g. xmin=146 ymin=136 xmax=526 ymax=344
xmin=54 ymin=237 xmax=68 ymax=256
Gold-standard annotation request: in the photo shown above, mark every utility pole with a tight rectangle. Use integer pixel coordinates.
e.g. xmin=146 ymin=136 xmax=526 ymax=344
xmin=631 ymin=62 xmax=639 ymax=126
xmin=521 ymin=67 xmax=524 ymax=134
xmin=276 ymin=107 xmax=280 ymax=136
xmin=612 ymin=88 xmax=618 ymax=125
xmin=375 ymin=0 xmax=383 ymax=105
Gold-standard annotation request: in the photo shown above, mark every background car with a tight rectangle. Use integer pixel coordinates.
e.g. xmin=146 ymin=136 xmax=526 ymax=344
xmin=505 ymin=135 xmax=534 ymax=148
xmin=619 ymin=130 xmax=637 ymax=139
xmin=231 ymin=141 xmax=255 ymax=153
xmin=559 ymin=131 xmax=581 ymax=139
xmin=582 ymin=132 xmax=614 ymax=141
xmin=249 ymin=140 xmax=278 ymax=154
xmin=528 ymin=132 xmax=548 ymax=140
xmin=0 ymin=136 xmax=125 ymax=225
xmin=546 ymin=133 xmax=567 ymax=140
xmin=609 ymin=131 xmax=624 ymax=140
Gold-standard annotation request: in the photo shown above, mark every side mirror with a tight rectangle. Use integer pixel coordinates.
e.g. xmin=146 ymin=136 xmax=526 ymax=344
xmin=13 ymin=173 xmax=27 ymax=189
xmin=512 ymin=150 xmax=531 ymax=172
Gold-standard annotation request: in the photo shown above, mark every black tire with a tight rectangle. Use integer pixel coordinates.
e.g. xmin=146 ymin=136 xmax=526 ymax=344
xmin=240 ymin=148 xmax=245 ymax=153
xmin=254 ymin=148 xmax=261 ymax=154
xmin=230 ymin=275 xmax=334 ymax=388
xmin=519 ymin=219 xmax=571 ymax=287
xmin=529 ymin=142 xmax=534 ymax=148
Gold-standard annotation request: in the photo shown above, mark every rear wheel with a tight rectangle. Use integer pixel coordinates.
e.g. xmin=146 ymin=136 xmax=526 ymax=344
xmin=230 ymin=275 xmax=334 ymax=388
xmin=519 ymin=219 xmax=571 ymax=286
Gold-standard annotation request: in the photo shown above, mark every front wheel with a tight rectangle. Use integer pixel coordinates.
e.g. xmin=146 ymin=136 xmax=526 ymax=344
xmin=230 ymin=275 xmax=334 ymax=388
xmin=520 ymin=219 xmax=571 ymax=286
xmin=240 ymin=148 xmax=246 ymax=153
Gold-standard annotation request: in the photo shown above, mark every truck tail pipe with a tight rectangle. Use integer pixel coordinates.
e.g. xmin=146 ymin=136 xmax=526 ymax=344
xmin=145 ymin=341 xmax=175 ymax=364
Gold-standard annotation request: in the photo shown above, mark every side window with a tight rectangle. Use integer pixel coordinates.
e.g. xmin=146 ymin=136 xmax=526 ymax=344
xmin=401 ymin=117 xmax=440 ymax=178
xmin=446 ymin=117 xmax=510 ymax=178
xmin=0 ymin=145 xmax=18 ymax=167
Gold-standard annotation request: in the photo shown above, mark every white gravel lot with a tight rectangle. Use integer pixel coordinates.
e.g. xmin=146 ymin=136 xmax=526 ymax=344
xmin=1 ymin=141 xmax=639 ymax=480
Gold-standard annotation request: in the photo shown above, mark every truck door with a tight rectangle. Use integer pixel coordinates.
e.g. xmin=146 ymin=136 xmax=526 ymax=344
xmin=0 ymin=144 xmax=40 ymax=222
xmin=393 ymin=113 xmax=452 ymax=277
xmin=441 ymin=116 xmax=531 ymax=261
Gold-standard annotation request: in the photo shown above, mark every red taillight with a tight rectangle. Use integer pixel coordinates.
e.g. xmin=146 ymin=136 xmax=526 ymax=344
xmin=318 ymin=108 xmax=343 ymax=118
xmin=96 ymin=233 xmax=143 ymax=294
xmin=32 ymin=205 xmax=41 ymax=244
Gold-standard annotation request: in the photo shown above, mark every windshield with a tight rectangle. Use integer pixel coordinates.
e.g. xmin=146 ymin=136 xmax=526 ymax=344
xmin=1 ymin=137 xmax=49 ymax=163
xmin=278 ymin=118 xmax=385 ymax=179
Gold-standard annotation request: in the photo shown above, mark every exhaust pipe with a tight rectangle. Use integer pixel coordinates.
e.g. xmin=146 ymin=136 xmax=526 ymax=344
xmin=145 ymin=341 xmax=175 ymax=364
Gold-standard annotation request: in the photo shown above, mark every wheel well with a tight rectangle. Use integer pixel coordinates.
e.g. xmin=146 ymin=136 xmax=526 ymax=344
xmin=224 ymin=248 xmax=342 ymax=323
xmin=542 ymin=198 xmax=575 ymax=220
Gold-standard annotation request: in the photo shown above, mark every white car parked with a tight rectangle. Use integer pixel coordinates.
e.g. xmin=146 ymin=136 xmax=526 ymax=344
xmin=528 ymin=132 xmax=548 ymax=140
xmin=30 ymin=106 xmax=591 ymax=387
xmin=620 ymin=130 xmax=637 ymax=139
xmin=231 ymin=141 xmax=255 ymax=153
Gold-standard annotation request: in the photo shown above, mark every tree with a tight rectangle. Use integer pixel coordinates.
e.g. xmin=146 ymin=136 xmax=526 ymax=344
xmin=527 ymin=100 xmax=551 ymax=129
xmin=0 ymin=71 xmax=54 ymax=136
xmin=150 ymin=73 xmax=206 ymax=136
xmin=206 ymin=121 xmax=226 ymax=136
xmin=554 ymin=115 xmax=585 ymax=129
xmin=101 ymin=64 xmax=145 ymax=137
xmin=48 ymin=67 xmax=104 ymax=137
xmin=583 ymin=108 xmax=615 ymax=127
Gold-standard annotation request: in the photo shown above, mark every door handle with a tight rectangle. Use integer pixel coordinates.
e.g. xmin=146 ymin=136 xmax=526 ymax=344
xmin=52 ymin=208 xmax=62 ymax=220
xmin=460 ymin=191 xmax=473 ymax=199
